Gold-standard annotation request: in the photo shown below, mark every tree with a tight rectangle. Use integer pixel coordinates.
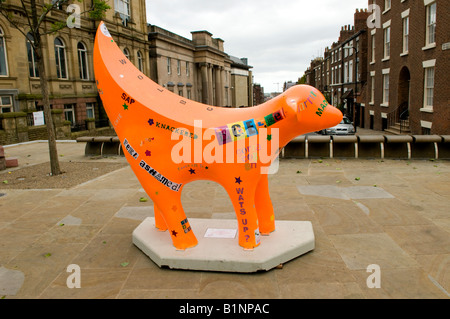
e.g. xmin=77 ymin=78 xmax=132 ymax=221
xmin=0 ymin=0 xmax=109 ymax=176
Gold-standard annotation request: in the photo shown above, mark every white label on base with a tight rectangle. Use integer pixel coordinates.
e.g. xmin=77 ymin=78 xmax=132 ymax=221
xmin=204 ymin=228 xmax=237 ymax=239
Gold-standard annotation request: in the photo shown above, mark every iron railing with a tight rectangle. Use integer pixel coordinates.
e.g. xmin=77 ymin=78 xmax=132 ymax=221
xmin=386 ymin=102 xmax=409 ymax=133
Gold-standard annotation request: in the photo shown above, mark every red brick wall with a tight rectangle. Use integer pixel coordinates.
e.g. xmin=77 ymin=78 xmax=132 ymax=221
xmin=365 ymin=0 xmax=449 ymax=134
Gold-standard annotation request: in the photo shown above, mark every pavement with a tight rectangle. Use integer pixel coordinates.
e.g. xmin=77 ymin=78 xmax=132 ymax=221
xmin=0 ymin=140 xmax=449 ymax=299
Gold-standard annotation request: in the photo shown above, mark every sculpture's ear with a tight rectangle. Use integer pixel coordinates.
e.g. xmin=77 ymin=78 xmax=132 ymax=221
xmin=285 ymin=96 xmax=301 ymax=119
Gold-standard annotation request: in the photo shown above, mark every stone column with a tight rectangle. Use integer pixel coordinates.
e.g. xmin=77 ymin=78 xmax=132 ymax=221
xmin=215 ymin=66 xmax=224 ymax=107
xmin=207 ymin=64 xmax=213 ymax=105
xmin=200 ymin=63 xmax=209 ymax=104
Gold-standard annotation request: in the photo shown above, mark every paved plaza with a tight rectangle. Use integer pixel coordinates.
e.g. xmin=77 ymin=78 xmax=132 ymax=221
xmin=0 ymin=141 xmax=449 ymax=299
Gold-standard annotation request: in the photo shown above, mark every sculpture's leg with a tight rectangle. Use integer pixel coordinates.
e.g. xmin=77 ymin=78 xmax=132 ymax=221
xmin=225 ymin=180 xmax=261 ymax=250
xmin=154 ymin=204 xmax=168 ymax=231
xmin=255 ymin=174 xmax=275 ymax=235
xmin=153 ymin=191 xmax=198 ymax=250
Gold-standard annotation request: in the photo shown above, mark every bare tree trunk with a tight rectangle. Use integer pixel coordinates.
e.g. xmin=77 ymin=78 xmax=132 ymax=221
xmin=37 ymin=49 xmax=61 ymax=176
xmin=31 ymin=0 xmax=61 ymax=176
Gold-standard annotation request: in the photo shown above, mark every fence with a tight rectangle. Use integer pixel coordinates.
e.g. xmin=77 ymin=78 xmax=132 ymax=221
xmin=282 ymin=135 xmax=450 ymax=160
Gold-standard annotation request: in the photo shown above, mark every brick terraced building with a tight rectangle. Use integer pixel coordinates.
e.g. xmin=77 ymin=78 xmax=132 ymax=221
xmin=304 ymin=0 xmax=449 ymax=135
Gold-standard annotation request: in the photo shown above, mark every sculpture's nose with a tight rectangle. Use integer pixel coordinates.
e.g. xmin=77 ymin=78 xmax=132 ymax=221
xmin=322 ymin=104 xmax=343 ymax=128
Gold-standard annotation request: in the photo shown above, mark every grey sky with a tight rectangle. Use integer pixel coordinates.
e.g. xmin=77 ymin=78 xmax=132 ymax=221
xmin=145 ymin=0 xmax=368 ymax=93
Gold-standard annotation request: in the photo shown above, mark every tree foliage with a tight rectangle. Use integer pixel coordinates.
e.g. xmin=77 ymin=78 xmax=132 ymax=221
xmin=0 ymin=0 xmax=110 ymax=176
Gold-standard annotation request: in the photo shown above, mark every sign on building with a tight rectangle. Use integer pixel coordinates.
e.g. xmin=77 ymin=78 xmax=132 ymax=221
xmin=33 ymin=111 xmax=45 ymax=126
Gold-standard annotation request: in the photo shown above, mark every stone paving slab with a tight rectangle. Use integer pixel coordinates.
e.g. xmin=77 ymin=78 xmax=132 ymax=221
xmin=0 ymin=142 xmax=449 ymax=299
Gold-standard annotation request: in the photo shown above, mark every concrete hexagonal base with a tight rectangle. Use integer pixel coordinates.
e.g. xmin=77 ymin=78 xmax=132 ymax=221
xmin=132 ymin=217 xmax=315 ymax=273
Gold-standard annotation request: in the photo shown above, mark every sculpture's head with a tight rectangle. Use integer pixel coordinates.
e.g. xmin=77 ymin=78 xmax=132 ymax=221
xmin=284 ymin=85 xmax=343 ymax=134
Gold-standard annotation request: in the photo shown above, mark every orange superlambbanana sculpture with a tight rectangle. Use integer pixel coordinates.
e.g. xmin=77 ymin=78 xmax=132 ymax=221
xmin=94 ymin=22 xmax=342 ymax=250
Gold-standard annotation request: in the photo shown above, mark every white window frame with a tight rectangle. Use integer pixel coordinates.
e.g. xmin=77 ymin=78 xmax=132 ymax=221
xmin=370 ymin=71 xmax=376 ymax=105
xmin=26 ymin=33 xmax=39 ymax=78
xmin=371 ymin=30 xmax=376 ymax=64
xmin=349 ymin=60 xmax=353 ymax=83
xmin=137 ymin=51 xmax=143 ymax=72
xmin=344 ymin=62 xmax=348 ymax=84
xmin=422 ymin=59 xmax=436 ymax=112
xmin=86 ymin=102 xmax=95 ymax=119
xmin=0 ymin=27 xmax=9 ymax=77
xmin=115 ymin=0 xmax=131 ymax=26
xmin=0 ymin=95 xmax=12 ymax=113
xmin=177 ymin=59 xmax=181 ymax=76
xmin=55 ymin=37 xmax=68 ymax=79
xmin=77 ymin=42 xmax=89 ymax=80
xmin=402 ymin=16 xmax=409 ymax=55
xmin=383 ymin=0 xmax=391 ymax=13
xmin=383 ymin=21 xmax=391 ymax=60
xmin=167 ymin=57 xmax=171 ymax=74
xmin=424 ymin=1 xmax=436 ymax=49
xmin=382 ymin=68 xmax=390 ymax=107
xmin=123 ymin=48 xmax=130 ymax=60
xmin=64 ymin=104 xmax=76 ymax=126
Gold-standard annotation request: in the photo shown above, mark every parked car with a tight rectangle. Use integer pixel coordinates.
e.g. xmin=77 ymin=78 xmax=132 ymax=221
xmin=319 ymin=116 xmax=355 ymax=135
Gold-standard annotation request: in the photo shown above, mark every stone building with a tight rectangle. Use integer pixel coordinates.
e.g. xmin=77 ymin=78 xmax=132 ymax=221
xmin=0 ymin=0 xmax=253 ymax=144
xmin=148 ymin=25 xmax=253 ymax=108
xmin=0 ymin=0 xmax=149 ymax=137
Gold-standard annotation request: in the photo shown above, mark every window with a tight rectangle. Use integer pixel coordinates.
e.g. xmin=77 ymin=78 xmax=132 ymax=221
xmin=0 ymin=96 xmax=12 ymax=113
xmin=371 ymin=33 xmax=376 ymax=63
xmin=115 ymin=0 xmax=130 ymax=26
xmin=0 ymin=27 xmax=8 ymax=76
xmin=402 ymin=17 xmax=409 ymax=54
xmin=349 ymin=60 xmax=353 ymax=83
xmin=54 ymin=37 xmax=67 ymax=79
xmin=123 ymin=48 xmax=130 ymax=60
xmin=186 ymin=61 xmax=190 ymax=77
xmin=86 ymin=103 xmax=95 ymax=119
xmin=178 ymin=89 xmax=183 ymax=97
xmin=425 ymin=1 xmax=436 ymax=46
xmin=384 ymin=0 xmax=391 ymax=11
xmin=52 ymin=0 xmax=63 ymax=10
xmin=338 ymin=65 xmax=341 ymax=84
xmin=422 ymin=59 xmax=436 ymax=110
xmin=383 ymin=26 xmax=390 ymax=59
xmin=370 ymin=74 xmax=375 ymax=104
xmin=187 ymin=89 xmax=191 ymax=100
xmin=424 ymin=67 xmax=435 ymax=108
xmin=77 ymin=42 xmax=89 ymax=80
xmin=356 ymin=57 xmax=360 ymax=81
xmin=137 ymin=51 xmax=143 ymax=72
xmin=167 ymin=57 xmax=171 ymax=74
xmin=344 ymin=62 xmax=348 ymax=83
xmin=64 ymin=104 xmax=75 ymax=126
xmin=26 ymin=33 xmax=39 ymax=78
xmin=382 ymin=73 xmax=389 ymax=105
xmin=177 ymin=60 xmax=181 ymax=75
